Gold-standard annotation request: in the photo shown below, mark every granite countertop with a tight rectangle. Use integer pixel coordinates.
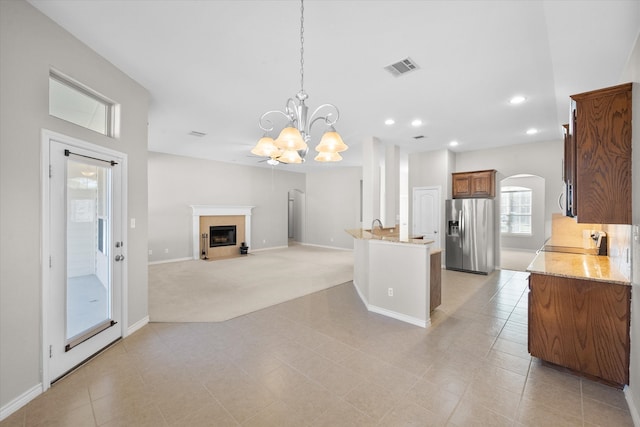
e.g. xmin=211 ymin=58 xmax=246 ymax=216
xmin=345 ymin=228 xmax=434 ymax=246
xmin=526 ymin=251 xmax=630 ymax=285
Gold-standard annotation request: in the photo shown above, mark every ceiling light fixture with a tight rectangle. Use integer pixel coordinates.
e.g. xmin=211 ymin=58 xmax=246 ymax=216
xmin=411 ymin=119 xmax=423 ymax=127
xmin=251 ymin=0 xmax=347 ymax=164
xmin=509 ymin=95 xmax=526 ymax=104
xmin=384 ymin=118 xmax=395 ymax=125
xmin=526 ymin=128 xmax=538 ymax=135
xmin=450 ymin=140 xmax=459 ymax=147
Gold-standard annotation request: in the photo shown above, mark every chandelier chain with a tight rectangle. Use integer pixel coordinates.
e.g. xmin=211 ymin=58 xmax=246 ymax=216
xmin=300 ymin=0 xmax=304 ymax=93
xmin=253 ymin=0 xmax=346 ymax=164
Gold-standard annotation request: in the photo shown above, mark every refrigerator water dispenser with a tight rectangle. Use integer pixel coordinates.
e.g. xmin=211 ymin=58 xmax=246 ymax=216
xmin=448 ymin=220 xmax=460 ymax=236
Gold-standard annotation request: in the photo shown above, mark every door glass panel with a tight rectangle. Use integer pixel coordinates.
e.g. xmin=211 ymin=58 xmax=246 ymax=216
xmin=66 ymin=159 xmax=112 ymax=343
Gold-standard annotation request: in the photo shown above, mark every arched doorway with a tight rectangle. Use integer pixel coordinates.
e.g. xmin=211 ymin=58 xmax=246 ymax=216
xmin=499 ymin=174 xmax=545 ymax=271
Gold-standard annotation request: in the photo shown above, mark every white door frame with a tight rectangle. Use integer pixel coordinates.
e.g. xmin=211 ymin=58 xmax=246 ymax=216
xmin=412 ymin=186 xmax=442 ymax=249
xmin=40 ymin=129 xmax=128 ymax=391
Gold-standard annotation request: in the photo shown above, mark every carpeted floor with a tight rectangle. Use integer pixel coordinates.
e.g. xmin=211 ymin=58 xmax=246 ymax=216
xmin=149 ymin=244 xmax=354 ymax=322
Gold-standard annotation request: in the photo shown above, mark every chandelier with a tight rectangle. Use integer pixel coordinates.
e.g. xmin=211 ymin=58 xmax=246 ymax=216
xmin=251 ymin=0 xmax=348 ymax=164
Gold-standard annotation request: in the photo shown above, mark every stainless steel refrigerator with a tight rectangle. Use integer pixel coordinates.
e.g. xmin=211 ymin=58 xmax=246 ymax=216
xmin=445 ymin=198 xmax=495 ymax=274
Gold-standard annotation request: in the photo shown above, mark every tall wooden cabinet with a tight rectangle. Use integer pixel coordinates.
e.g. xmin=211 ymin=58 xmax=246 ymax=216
xmin=565 ymin=83 xmax=632 ymax=224
xmin=452 ymin=170 xmax=496 ymax=198
xmin=528 ymin=273 xmax=631 ymax=386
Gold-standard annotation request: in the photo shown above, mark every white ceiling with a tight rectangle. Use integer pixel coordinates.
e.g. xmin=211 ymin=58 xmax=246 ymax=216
xmin=29 ymin=0 xmax=640 ymax=172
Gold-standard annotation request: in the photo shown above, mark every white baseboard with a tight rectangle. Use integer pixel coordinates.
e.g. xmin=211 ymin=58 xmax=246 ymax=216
xmin=367 ymin=304 xmax=429 ymax=328
xmin=127 ymin=315 xmax=149 ymax=336
xmin=625 ymin=385 xmax=640 ymax=427
xmin=249 ymin=245 xmax=289 ymax=252
xmin=0 ymin=383 xmax=42 ymax=421
xmin=351 ymin=281 xmax=429 ymax=329
xmin=300 ymin=242 xmax=353 ymax=251
xmin=148 ymin=257 xmax=192 ymax=265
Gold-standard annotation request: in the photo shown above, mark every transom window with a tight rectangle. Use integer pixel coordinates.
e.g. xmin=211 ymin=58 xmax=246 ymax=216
xmin=49 ymin=71 xmax=116 ymax=137
xmin=501 ymin=186 xmax=532 ymax=235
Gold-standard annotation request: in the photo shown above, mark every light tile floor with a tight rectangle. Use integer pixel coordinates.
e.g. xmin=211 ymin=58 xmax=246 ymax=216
xmin=2 ymin=269 xmax=634 ymax=426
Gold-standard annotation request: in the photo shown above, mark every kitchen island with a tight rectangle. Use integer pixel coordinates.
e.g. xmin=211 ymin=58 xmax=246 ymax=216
xmin=526 ymin=250 xmax=631 ymax=386
xmin=346 ymin=228 xmax=435 ymax=328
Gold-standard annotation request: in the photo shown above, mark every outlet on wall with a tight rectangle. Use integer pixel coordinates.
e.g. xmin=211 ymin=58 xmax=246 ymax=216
xmin=164 ymin=248 xmax=169 ymax=253
xmin=148 ymin=249 xmax=152 ymax=255
xmin=388 ymin=288 xmax=394 ymax=297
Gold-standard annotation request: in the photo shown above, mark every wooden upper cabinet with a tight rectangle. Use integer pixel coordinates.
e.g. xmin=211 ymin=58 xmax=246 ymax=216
xmin=452 ymin=170 xmax=496 ymax=198
xmin=569 ymin=83 xmax=632 ymax=224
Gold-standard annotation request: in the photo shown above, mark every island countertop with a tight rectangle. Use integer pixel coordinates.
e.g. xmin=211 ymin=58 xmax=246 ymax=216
xmin=346 ymin=228 xmax=434 ymax=245
xmin=526 ymin=251 xmax=630 ymax=285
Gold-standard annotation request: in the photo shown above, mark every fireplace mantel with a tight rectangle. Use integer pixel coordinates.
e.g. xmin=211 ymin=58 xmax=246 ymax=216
xmin=191 ymin=205 xmax=254 ymax=260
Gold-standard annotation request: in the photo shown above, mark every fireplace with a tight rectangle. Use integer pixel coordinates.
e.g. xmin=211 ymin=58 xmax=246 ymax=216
xmin=210 ymin=225 xmax=236 ymax=247
xmin=190 ymin=205 xmax=254 ymax=260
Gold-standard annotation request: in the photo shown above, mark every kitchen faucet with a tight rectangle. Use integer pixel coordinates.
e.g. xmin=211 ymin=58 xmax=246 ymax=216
xmin=371 ymin=219 xmax=383 ymax=233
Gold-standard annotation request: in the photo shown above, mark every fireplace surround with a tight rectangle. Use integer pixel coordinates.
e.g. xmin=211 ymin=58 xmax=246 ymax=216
xmin=191 ymin=205 xmax=254 ymax=260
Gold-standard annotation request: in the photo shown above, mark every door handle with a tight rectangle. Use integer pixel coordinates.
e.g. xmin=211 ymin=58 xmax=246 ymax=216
xmin=115 ymin=255 xmax=125 ymax=262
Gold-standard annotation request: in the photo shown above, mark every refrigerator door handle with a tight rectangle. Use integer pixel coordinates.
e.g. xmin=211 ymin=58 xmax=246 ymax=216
xmin=459 ymin=210 xmax=463 ymax=243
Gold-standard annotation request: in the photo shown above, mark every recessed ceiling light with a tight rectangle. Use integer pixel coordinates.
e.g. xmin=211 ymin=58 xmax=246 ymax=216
xmin=526 ymin=128 xmax=538 ymax=135
xmin=384 ymin=118 xmax=395 ymax=125
xmin=449 ymin=140 xmax=459 ymax=147
xmin=510 ymin=96 xmax=526 ymax=105
xmin=411 ymin=119 xmax=422 ymax=127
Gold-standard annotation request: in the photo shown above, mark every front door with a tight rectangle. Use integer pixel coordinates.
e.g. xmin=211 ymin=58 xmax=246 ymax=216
xmin=48 ymin=138 xmax=124 ymax=382
xmin=412 ymin=186 xmax=441 ymax=249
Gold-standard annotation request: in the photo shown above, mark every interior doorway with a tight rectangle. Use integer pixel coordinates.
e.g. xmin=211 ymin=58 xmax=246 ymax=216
xmin=412 ymin=186 xmax=442 ymax=249
xmin=499 ymin=174 xmax=545 ymax=271
xmin=287 ymin=189 xmax=305 ymax=244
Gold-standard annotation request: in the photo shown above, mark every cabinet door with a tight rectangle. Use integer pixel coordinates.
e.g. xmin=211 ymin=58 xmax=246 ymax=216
xmin=571 ymin=83 xmax=632 ymax=224
xmin=528 ymin=273 xmax=630 ymax=385
xmin=470 ymin=171 xmax=495 ymax=198
xmin=452 ymin=173 xmax=471 ymax=198
xmin=430 ymin=251 xmax=441 ymax=311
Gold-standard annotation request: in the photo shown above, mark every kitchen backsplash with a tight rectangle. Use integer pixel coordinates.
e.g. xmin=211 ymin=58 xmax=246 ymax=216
xmin=550 ymin=213 xmax=631 ymax=280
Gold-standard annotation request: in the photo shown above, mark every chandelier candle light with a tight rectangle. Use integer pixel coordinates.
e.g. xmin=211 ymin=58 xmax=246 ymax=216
xmin=251 ymin=0 xmax=348 ymax=164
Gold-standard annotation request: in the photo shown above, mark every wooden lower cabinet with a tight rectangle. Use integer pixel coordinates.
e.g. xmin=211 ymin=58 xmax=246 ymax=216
xmin=528 ymin=273 xmax=631 ymax=386
xmin=430 ymin=250 xmax=441 ymax=311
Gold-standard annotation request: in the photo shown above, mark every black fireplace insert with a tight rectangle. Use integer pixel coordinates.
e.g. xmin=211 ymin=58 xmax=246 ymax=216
xmin=209 ymin=225 xmax=237 ymax=247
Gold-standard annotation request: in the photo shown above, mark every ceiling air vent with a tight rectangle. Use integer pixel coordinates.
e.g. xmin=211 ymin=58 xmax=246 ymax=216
xmin=413 ymin=135 xmax=426 ymax=140
xmin=189 ymin=131 xmax=207 ymax=137
xmin=384 ymin=57 xmax=419 ymax=77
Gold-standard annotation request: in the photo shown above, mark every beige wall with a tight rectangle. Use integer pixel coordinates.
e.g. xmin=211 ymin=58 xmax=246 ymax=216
xmin=0 ymin=0 xmax=149 ymax=411
xmin=305 ymin=166 xmax=362 ymax=249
